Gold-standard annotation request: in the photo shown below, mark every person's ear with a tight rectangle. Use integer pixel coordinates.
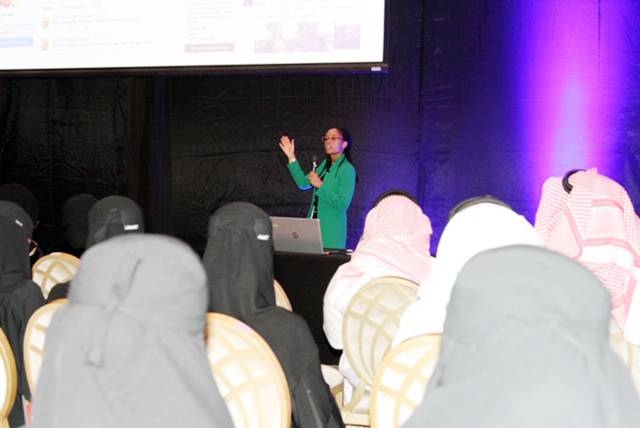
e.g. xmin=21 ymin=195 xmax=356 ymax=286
xmin=341 ymin=140 xmax=348 ymax=150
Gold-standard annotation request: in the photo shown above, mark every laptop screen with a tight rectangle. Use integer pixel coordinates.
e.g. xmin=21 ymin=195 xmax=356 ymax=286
xmin=270 ymin=216 xmax=325 ymax=254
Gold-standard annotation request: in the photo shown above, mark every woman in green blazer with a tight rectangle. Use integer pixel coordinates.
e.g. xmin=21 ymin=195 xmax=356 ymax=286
xmin=279 ymin=128 xmax=356 ymax=249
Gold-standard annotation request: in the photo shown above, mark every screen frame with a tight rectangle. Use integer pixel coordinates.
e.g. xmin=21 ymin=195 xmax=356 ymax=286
xmin=0 ymin=1 xmax=390 ymax=77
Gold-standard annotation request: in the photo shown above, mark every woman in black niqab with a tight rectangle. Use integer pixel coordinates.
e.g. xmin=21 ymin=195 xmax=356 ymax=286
xmin=203 ymin=202 xmax=343 ymax=428
xmin=0 ymin=183 xmax=40 ymax=226
xmin=47 ymin=195 xmax=144 ymax=302
xmin=85 ymin=195 xmax=144 ymax=248
xmin=46 ymin=193 xmax=98 ymax=257
xmin=0 ymin=209 xmax=45 ymax=427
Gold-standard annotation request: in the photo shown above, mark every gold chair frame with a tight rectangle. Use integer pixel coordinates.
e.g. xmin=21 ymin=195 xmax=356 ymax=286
xmin=274 ymin=279 xmax=293 ymax=311
xmin=340 ymin=276 xmax=419 ymax=426
xmin=0 ymin=329 xmax=17 ymax=428
xmin=206 ymin=312 xmax=291 ymax=428
xmin=369 ymin=334 xmax=441 ymax=428
xmin=609 ymin=318 xmax=640 ymax=392
xmin=23 ymin=299 xmax=69 ymax=395
xmin=31 ymin=252 xmax=80 ymax=299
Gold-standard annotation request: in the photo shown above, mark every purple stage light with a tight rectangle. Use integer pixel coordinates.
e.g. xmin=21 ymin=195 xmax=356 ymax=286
xmin=516 ymin=0 xmax=630 ymax=203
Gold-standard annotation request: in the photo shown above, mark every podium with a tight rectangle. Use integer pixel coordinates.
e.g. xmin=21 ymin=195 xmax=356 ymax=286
xmin=273 ymin=251 xmax=350 ymax=364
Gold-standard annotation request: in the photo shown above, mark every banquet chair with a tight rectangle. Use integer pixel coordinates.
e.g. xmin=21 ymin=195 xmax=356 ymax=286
xmin=369 ymin=334 xmax=441 ymax=428
xmin=0 ymin=329 xmax=17 ymax=428
xmin=274 ymin=279 xmax=293 ymax=311
xmin=321 ymin=363 xmax=345 ymax=408
xmin=31 ymin=252 xmax=80 ymax=299
xmin=609 ymin=318 xmax=640 ymax=393
xmin=23 ymin=299 xmax=69 ymax=395
xmin=340 ymin=276 xmax=419 ymax=426
xmin=205 ymin=312 xmax=291 ymax=428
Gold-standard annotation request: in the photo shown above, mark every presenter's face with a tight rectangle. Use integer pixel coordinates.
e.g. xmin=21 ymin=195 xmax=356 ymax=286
xmin=322 ymin=128 xmax=347 ymax=156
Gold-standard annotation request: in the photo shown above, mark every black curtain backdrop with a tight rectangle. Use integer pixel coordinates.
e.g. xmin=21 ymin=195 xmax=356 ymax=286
xmin=1 ymin=0 xmax=639 ymax=254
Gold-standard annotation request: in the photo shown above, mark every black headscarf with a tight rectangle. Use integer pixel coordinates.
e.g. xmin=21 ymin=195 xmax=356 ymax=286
xmin=0 ymin=214 xmax=31 ymax=294
xmin=0 ymin=215 xmax=46 ymax=426
xmin=0 ymin=183 xmax=40 ymax=225
xmin=48 ymin=195 xmax=144 ymax=302
xmin=86 ymin=196 xmax=144 ymax=249
xmin=0 ymin=200 xmax=34 ymax=240
xmin=203 ymin=202 xmax=343 ymax=428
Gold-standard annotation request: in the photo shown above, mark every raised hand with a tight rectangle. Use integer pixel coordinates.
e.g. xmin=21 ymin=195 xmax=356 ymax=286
xmin=278 ymin=135 xmax=296 ymax=162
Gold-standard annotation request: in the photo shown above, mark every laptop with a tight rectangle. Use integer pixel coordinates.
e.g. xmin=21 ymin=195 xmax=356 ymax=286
xmin=270 ymin=216 xmax=325 ymax=254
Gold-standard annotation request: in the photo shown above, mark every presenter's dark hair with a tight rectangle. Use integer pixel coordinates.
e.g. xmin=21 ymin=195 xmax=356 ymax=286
xmin=335 ymin=127 xmax=353 ymax=164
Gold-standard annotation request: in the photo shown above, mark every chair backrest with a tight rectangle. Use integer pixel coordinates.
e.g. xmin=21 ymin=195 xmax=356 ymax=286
xmin=342 ymin=276 xmax=419 ymax=388
xmin=0 ymin=328 xmax=17 ymax=428
xmin=205 ymin=312 xmax=291 ymax=428
xmin=23 ymin=299 xmax=69 ymax=395
xmin=273 ymin=279 xmax=293 ymax=311
xmin=609 ymin=318 xmax=640 ymax=393
xmin=31 ymin=252 xmax=80 ymax=299
xmin=370 ymin=334 xmax=441 ymax=428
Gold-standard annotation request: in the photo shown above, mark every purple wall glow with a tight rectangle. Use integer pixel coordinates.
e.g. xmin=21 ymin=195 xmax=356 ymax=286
xmin=516 ymin=0 xmax=631 ymax=206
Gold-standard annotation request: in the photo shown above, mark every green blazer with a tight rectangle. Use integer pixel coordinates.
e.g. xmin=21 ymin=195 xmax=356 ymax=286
xmin=287 ymin=155 xmax=356 ymax=249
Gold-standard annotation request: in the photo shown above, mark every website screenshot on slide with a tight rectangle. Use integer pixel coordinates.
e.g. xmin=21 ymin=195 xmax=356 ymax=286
xmin=0 ymin=0 xmax=385 ymax=70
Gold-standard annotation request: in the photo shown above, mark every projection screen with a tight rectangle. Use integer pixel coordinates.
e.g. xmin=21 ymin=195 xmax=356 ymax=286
xmin=0 ymin=0 xmax=388 ymax=74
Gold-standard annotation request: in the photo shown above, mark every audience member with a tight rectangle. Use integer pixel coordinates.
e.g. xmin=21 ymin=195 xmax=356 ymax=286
xmin=323 ymin=189 xmax=434 ymax=388
xmin=85 ymin=195 xmax=144 ymax=248
xmin=535 ymin=168 xmax=640 ymax=344
xmin=0 ymin=183 xmax=42 ymax=261
xmin=30 ymin=234 xmax=233 ymax=428
xmin=395 ymin=196 xmax=542 ymax=345
xmin=46 ymin=193 xmax=98 ymax=257
xmin=0 ymin=183 xmax=40 ymax=226
xmin=203 ymin=202 xmax=344 ymax=428
xmin=47 ymin=195 xmax=144 ymax=301
xmin=0 ymin=206 xmax=45 ymax=427
xmin=403 ymin=245 xmax=640 ymax=427
xmin=0 ymin=200 xmax=33 ymax=240
xmin=0 ymin=199 xmax=42 ymax=264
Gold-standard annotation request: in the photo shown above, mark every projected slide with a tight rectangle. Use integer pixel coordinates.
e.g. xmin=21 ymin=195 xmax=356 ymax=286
xmin=0 ymin=0 xmax=386 ymax=71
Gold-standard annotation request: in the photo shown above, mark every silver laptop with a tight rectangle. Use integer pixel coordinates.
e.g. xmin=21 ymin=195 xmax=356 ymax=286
xmin=270 ymin=216 xmax=324 ymax=254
